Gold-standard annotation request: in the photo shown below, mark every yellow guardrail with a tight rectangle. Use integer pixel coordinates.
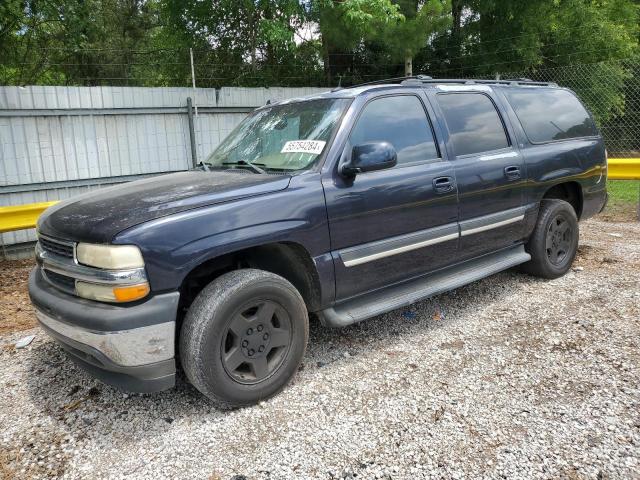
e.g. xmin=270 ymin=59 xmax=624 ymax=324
xmin=608 ymin=158 xmax=640 ymax=180
xmin=0 ymin=158 xmax=638 ymax=234
xmin=0 ymin=201 xmax=58 ymax=234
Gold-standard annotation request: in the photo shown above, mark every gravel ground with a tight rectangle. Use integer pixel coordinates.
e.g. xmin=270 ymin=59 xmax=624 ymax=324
xmin=0 ymin=218 xmax=639 ymax=480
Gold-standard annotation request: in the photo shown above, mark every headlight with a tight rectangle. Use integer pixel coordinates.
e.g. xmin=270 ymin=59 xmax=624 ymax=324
xmin=76 ymin=281 xmax=150 ymax=303
xmin=76 ymin=243 xmax=145 ymax=269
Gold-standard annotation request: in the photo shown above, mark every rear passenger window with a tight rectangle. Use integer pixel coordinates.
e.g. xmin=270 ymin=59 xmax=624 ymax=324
xmin=350 ymin=95 xmax=439 ymax=165
xmin=504 ymin=88 xmax=598 ymax=143
xmin=437 ymin=93 xmax=510 ymax=156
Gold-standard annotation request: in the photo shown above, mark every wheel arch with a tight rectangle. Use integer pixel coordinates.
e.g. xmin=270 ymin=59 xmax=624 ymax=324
xmin=178 ymin=241 xmax=323 ymax=317
xmin=541 ymin=181 xmax=583 ymax=219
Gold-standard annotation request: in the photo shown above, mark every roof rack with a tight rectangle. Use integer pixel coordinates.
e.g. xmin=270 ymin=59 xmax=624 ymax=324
xmin=345 ymin=75 xmax=557 ymax=89
xmin=343 ymin=74 xmax=433 ymax=89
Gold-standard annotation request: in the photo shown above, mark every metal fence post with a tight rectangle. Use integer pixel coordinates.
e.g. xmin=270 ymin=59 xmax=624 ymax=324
xmin=186 ymin=97 xmax=198 ymax=168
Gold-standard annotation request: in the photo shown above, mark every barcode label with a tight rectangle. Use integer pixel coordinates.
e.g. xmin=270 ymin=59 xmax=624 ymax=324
xmin=281 ymin=140 xmax=326 ymax=155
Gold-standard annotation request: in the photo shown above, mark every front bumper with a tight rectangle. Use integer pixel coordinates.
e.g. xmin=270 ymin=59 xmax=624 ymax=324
xmin=29 ymin=267 xmax=180 ymax=393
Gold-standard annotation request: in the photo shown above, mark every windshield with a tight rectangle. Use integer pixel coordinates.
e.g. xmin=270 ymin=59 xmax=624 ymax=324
xmin=204 ymin=98 xmax=350 ymax=173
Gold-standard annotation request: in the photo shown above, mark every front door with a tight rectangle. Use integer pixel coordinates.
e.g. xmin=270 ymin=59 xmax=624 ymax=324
xmin=323 ymin=92 xmax=459 ymax=301
xmin=430 ymin=90 xmax=526 ymax=261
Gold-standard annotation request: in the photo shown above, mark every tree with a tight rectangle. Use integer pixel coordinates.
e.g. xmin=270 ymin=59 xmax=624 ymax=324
xmin=155 ymin=0 xmax=318 ymax=87
xmin=310 ymin=0 xmax=404 ymax=84
xmin=375 ymin=0 xmax=449 ymax=75
xmin=0 ymin=0 xmax=637 ymax=90
xmin=0 ymin=0 xmax=158 ymax=86
xmin=418 ymin=0 xmax=638 ymax=78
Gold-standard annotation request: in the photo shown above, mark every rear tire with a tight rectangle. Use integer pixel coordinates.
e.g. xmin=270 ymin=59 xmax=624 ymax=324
xmin=521 ymin=199 xmax=579 ymax=279
xmin=179 ymin=269 xmax=308 ymax=407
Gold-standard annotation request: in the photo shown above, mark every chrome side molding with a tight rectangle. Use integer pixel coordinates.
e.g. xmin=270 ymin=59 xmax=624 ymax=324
xmin=459 ymin=205 xmax=528 ymax=237
xmin=339 ymin=223 xmax=459 ymax=268
xmin=339 ymin=204 xmax=533 ymax=268
xmin=460 ymin=214 xmax=524 ymax=237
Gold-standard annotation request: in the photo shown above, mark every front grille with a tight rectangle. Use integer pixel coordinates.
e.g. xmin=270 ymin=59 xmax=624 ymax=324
xmin=43 ymin=269 xmax=76 ymax=292
xmin=40 ymin=236 xmax=74 ymax=258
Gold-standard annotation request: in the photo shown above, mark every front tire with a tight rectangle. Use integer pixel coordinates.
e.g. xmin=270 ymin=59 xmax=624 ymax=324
xmin=179 ymin=269 xmax=308 ymax=407
xmin=521 ymin=199 xmax=579 ymax=279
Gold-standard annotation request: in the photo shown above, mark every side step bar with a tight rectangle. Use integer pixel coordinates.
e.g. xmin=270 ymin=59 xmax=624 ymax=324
xmin=319 ymin=245 xmax=531 ymax=328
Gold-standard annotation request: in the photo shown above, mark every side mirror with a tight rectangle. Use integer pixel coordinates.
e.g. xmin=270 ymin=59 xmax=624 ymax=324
xmin=340 ymin=142 xmax=397 ymax=177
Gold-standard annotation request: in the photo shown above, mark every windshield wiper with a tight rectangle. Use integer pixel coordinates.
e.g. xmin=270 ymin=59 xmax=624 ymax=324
xmin=197 ymin=161 xmax=211 ymax=171
xmin=195 ymin=161 xmax=227 ymax=172
xmin=221 ymin=159 xmax=266 ymax=174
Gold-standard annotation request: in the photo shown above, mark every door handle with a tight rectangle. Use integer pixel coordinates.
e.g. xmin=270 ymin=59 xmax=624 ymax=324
xmin=433 ymin=176 xmax=455 ymax=194
xmin=504 ymin=166 xmax=521 ymax=180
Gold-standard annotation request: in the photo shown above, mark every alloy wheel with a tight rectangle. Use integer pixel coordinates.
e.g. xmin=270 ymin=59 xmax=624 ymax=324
xmin=220 ymin=300 xmax=292 ymax=384
xmin=545 ymin=214 xmax=573 ymax=265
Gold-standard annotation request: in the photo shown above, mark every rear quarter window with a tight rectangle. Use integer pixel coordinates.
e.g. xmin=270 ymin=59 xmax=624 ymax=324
xmin=504 ymin=88 xmax=598 ymax=143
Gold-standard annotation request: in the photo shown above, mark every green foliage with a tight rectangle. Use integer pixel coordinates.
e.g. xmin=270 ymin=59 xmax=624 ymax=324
xmin=150 ymin=0 xmax=318 ymax=86
xmin=418 ymin=0 xmax=639 ymax=76
xmin=313 ymin=0 xmax=403 ymax=47
xmin=0 ymin=0 xmax=638 ymax=89
xmin=0 ymin=0 xmax=157 ymax=85
xmin=376 ymin=0 xmax=450 ymax=62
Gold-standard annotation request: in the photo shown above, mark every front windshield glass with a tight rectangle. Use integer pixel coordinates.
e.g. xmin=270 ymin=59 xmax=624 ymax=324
xmin=204 ymin=98 xmax=350 ymax=173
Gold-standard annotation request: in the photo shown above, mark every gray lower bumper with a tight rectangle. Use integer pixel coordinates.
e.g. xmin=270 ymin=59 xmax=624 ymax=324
xmin=35 ymin=308 xmax=175 ymax=367
xmin=29 ymin=267 xmax=179 ymax=393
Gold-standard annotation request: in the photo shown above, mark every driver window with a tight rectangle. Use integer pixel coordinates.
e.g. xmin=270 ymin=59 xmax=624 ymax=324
xmin=349 ymin=95 xmax=439 ymax=166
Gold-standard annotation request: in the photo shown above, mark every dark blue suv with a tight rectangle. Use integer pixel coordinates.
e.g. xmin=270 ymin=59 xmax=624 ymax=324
xmin=29 ymin=78 xmax=608 ymax=406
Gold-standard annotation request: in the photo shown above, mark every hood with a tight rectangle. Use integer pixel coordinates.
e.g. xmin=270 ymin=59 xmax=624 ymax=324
xmin=38 ymin=170 xmax=291 ymax=243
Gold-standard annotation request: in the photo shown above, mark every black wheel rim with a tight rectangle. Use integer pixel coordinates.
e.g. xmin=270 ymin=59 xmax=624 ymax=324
xmin=546 ymin=214 xmax=573 ymax=266
xmin=221 ymin=300 xmax=292 ymax=384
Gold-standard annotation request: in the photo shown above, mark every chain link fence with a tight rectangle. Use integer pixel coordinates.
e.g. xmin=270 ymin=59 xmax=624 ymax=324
xmin=1 ymin=55 xmax=638 ymax=220
xmin=492 ymin=60 xmax=640 ymax=157
xmin=3 ymin=51 xmax=639 ymax=158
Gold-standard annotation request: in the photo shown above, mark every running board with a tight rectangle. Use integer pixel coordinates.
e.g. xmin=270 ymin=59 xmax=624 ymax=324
xmin=319 ymin=245 xmax=530 ymax=328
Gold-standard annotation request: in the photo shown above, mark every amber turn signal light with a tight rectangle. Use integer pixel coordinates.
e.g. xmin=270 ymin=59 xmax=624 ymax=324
xmin=76 ymin=281 xmax=150 ymax=303
xmin=113 ymin=283 xmax=151 ymax=302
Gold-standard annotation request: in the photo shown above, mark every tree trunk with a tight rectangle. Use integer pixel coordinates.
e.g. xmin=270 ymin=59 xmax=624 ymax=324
xmin=451 ymin=0 xmax=464 ymax=74
xmin=322 ymin=36 xmax=332 ymax=87
xmin=405 ymin=56 xmax=413 ymax=76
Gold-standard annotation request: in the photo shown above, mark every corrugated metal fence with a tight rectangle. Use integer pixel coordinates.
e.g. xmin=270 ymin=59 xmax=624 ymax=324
xmin=0 ymin=85 xmax=327 ymax=254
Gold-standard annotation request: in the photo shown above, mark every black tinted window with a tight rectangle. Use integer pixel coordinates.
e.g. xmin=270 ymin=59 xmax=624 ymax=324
xmin=350 ymin=95 xmax=439 ymax=165
xmin=505 ymin=88 xmax=598 ymax=143
xmin=437 ymin=93 xmax=509 ymax=156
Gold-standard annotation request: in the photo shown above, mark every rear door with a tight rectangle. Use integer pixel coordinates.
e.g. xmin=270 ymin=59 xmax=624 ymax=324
xmin=322 ymin=91 xmax=459 ymax=301
xmin=429 ymin=89 xmax=527 ymax=260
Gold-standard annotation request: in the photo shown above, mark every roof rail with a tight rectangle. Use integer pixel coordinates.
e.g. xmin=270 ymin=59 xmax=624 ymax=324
xmin=345 ymin=75 xmax=557 ymax=89
xmin=342 ymin=75 xmax=432 ymax=89
xmin=501 ymin=78 xmax=557 ymax=87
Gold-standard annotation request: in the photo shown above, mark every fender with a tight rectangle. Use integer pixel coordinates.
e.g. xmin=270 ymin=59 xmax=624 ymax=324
xmin=113 ymin=174 xmax=335 ymax=301
xmin=523 ymin=138 xmax=606 ymax=207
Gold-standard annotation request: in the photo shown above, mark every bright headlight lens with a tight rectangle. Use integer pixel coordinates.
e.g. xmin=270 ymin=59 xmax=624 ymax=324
xmin=76 ymin=281 xmax=150 ymax=303
xmin=76 ymin=243 xmax=144 ymax=269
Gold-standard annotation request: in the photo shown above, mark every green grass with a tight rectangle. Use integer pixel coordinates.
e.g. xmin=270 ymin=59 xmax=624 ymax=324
xmin=607 ymin=180 xmax=639 ymax=205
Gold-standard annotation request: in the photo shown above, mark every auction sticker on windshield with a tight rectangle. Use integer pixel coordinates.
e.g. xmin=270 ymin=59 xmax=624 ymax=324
xmin=281 ymin=140 xmax=326 ymax=155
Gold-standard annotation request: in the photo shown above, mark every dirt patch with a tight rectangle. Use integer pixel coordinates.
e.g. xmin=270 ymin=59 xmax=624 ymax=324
xmin=596 ymin=205 xmax=638 ymax=223
xmin=0 ymin=259 xmax=36 ymax=335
